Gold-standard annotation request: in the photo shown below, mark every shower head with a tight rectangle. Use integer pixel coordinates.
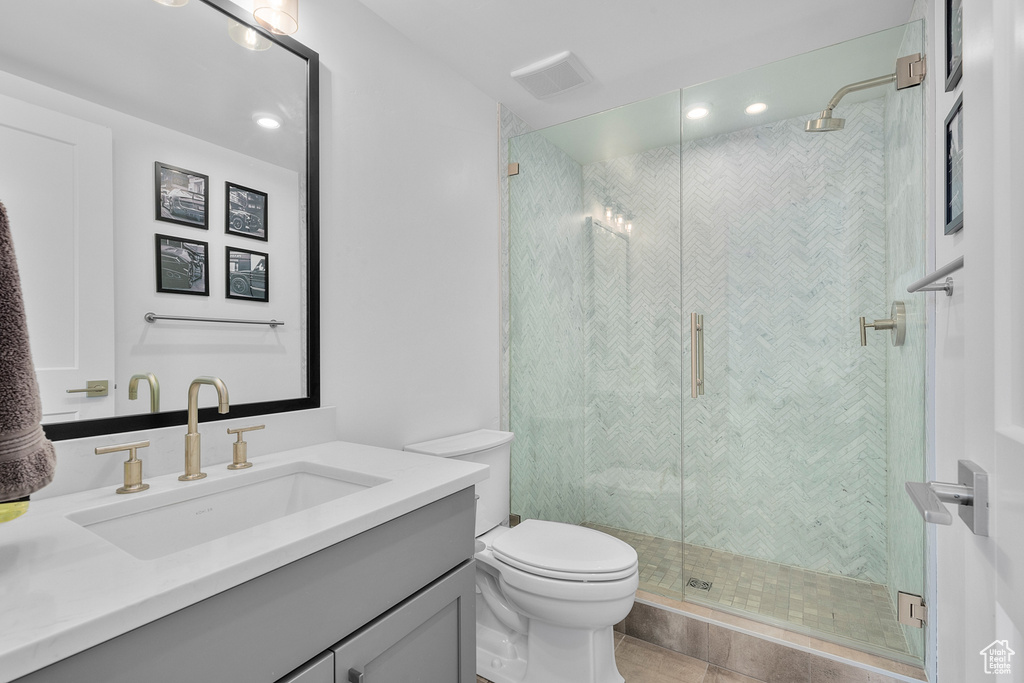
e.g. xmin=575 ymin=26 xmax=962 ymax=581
xmin=804 ymin=73 xmax=897 ymax=133
xmin=805 ymin=111 xmax=845 ymax=133
xmin=804 ymin=54 xmax=926 ymax=133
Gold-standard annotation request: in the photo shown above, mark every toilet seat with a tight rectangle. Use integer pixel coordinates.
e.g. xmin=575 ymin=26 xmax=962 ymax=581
xmin=488 ymin=520 xmax=638 ymax=582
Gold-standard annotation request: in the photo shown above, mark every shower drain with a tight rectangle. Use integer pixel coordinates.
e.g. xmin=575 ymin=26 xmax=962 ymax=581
xmin=687 ymin=577 xmax=712 ymax=591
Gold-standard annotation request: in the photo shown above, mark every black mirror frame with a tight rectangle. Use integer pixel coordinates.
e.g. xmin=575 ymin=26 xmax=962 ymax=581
xmin=44 ymin=0 xmax=320 ymax=440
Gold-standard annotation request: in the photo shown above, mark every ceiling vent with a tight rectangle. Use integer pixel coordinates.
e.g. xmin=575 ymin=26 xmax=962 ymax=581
xmin=511 ymin=51 xmax=592 ymax=99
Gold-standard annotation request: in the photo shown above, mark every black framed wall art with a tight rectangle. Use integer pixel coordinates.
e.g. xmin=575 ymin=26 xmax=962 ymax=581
xmin=156 ymin=234 xmax=210 ymax=295
xmin=226 ymin=181 xmax=268 ymax=241
xmin=945 ymin=0 xmax=963 ymax=91
xmin=944 ymin=94 xmax=964 ymax=235
xmin=155 ymin=162 xmax=209 ymax=229
xmin=226 ymin=246 xmax=269 ymax=302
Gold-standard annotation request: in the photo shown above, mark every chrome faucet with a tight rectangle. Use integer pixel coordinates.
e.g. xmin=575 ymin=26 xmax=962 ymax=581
xmin=128 ymin=373 xmax=160 ymax=413
xmin=180 ymin=377 xmax=230 ymax=481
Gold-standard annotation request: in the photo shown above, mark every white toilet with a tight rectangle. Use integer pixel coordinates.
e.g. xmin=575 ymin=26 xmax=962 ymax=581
xmin=405 ymin=430 xmax=638 ymax=683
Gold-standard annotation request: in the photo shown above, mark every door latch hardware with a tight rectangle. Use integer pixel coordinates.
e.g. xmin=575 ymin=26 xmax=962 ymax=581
xmin=66 ymin=380 xmax=109 ymax=397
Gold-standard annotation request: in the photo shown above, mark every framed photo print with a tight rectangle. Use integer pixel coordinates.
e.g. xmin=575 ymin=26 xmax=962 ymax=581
xmin=944 ymin=94 xmax=964 ymax=235
xmin=945 ymin=0 xmax=963 ymax=92
xmin=226 ymin=182 xmax=268 ymax=241
xmin=226 ymin=246 xmax=269 ymax=302
xmin=156 ymin=234 xmax=209 ymax=295
xmin=155 ymin=162 xmax=209 ymax=229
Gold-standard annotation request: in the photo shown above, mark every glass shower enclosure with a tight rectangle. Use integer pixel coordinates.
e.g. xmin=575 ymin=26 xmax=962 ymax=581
xmin=507 ymin=21 xmax=926 ymax=664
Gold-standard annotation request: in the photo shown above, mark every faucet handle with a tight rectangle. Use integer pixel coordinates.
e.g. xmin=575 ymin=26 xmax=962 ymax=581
xmin=227 ymin=425 xmax=264 ymax=470
xmin=94 ymin=440 xmax=151 ymax=494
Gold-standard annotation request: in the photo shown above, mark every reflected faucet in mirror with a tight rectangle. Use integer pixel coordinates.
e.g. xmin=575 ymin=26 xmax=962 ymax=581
xmin=128 ymin=373 xmax=160 ymax=413
xmin=181 ymin=377 xmax=229 ymax=482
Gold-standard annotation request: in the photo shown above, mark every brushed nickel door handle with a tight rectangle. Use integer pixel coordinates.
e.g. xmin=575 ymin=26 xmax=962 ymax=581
xmin=690 ymin=313 xmax=704 ymax=398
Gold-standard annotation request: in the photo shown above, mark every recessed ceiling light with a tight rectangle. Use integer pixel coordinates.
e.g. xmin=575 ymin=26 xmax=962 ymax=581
xmin=685 ymin=105 xmax=710 ymax=120
xmin=745 ymin=102 xmax=768 ymax=115
xmin=153 ymin=0 xmax=189 ymax=6
xmin=253 ymin=113 xmax=282 ymax=129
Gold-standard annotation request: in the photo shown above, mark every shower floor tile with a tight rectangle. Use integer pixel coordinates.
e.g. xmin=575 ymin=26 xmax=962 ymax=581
xmin=583 ymin=522 xmax=910 ymax=656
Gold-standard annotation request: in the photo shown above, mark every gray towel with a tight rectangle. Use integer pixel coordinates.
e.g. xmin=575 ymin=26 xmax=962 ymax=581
xmin=0 ymin=200 xmax=55 ymax=501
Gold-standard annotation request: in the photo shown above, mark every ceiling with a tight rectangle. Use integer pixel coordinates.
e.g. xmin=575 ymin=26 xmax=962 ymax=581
xmin=355 ymin=0 xmax=916 ymax=130
xmin=537 ymin=23 xmax=914 ymax=164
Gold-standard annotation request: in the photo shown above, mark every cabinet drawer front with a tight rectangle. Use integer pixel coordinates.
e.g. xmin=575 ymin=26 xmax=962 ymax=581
xmin=276 ymin=651 xmax=334 ymax=683
xmin=333 ymin=561 xmax=476 ymax=683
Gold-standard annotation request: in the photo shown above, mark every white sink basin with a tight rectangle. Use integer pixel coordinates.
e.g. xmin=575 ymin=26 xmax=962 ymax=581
xmin=66 ymin=461 xmax=389 ymax=560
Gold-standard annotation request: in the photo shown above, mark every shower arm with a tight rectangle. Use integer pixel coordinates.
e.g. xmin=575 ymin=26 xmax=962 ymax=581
xmin=819 ymin=73 xmax=896 ymax=117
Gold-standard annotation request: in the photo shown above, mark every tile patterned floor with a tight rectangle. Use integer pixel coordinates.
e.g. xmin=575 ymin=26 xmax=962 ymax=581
xmin=584 ymin=523 xmax=911 ymax=655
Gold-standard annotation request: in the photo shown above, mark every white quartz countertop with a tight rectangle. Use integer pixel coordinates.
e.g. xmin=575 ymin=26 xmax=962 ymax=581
xmin=0 ymin=440 xmax=487 ymax=682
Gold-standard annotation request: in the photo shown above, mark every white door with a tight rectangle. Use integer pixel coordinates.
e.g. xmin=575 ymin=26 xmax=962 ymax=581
xmin=0 ymin=94 xmax=115 ymax=422
xmin=934 ymin=0 xmax=1024 ymax=681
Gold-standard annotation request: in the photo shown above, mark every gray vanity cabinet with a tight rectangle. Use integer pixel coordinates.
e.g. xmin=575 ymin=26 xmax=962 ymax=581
xmin=332 ymin=561 xmax=475 ymax=682
xmin=14 ymin=488 xmax=476 ymax=683
xmin=277 ymin=652 xmax=335 ymax=683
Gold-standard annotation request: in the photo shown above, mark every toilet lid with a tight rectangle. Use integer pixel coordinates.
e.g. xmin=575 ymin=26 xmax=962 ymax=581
xmin=490 ymin=520 xmax=638 ymax=580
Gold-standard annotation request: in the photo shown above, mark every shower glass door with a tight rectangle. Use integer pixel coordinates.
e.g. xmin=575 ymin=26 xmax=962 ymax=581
xmin=679 ymin=22 xmax=926 ymax=662
xmin=508 ymin=91 xmax=685 ymax=598
xmin=506 ymin=19 xmax=926 ymax=667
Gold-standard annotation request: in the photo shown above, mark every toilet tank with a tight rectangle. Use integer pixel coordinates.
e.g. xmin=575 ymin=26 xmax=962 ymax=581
xmin=405 ymin=430 xmax=514 ymax=537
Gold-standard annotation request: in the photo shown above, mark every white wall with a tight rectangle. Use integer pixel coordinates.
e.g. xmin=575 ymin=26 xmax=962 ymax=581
xmin=293 ymin=0 xmax=500 ymax=449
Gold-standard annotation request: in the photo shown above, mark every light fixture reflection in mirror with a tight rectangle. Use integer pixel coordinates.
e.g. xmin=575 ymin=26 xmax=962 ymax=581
xmin=253 ymin=113 xmax=282 ymax=129
xmin=253 ymin=0 xmax=299 ymax=36
xmin=228 ymin=20 xmax=272 ymax=51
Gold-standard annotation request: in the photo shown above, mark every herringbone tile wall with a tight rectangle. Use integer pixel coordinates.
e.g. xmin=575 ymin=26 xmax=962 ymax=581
xmin=581 ymin=147 xmax=683 ymax=541
xmin=500 ymin=105 xmax=532 ymax=432
xmin=680 ymin=100 xmax=890 ymax=584
xmin=508 ymin=131 xmax=587 ymax=525
xmin=883 ymin=20 xmax=927 ymax=660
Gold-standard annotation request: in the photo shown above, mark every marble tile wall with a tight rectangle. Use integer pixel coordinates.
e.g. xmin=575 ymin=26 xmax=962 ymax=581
xmin=506 ymin=127 xmax=587 ymax=524
xmin=679 ymin=101 xmax=890 ymax=583
xmin=499 ymin=105 xmax=532 ymax=432
xmin=581 ymin=146 xmax=683 ymax=540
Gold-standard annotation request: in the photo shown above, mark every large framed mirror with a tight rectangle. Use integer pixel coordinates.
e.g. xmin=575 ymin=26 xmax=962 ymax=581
xmin=0 ymin=0 xmax=319 ymax=440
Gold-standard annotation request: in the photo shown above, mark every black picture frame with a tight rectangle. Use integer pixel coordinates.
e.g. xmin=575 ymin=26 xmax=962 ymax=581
xmin=945 ymin=0 xmax=963 ymax=91
xmin=225 ymin=181 xmax=268 ymax=241
xmin=155 ymin=161 xmax=209 ymax=229
xmin=155 ymin=234 xmax=210 ymax=296
xmin=225 ymin=246 xmax=269 ymax=302
xmin=944 ymin=94 xmax=964 ymax=235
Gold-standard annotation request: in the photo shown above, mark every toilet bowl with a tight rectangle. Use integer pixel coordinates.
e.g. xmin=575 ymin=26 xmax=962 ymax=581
xmin=405 ymin=430 xmax=639 ymax=683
